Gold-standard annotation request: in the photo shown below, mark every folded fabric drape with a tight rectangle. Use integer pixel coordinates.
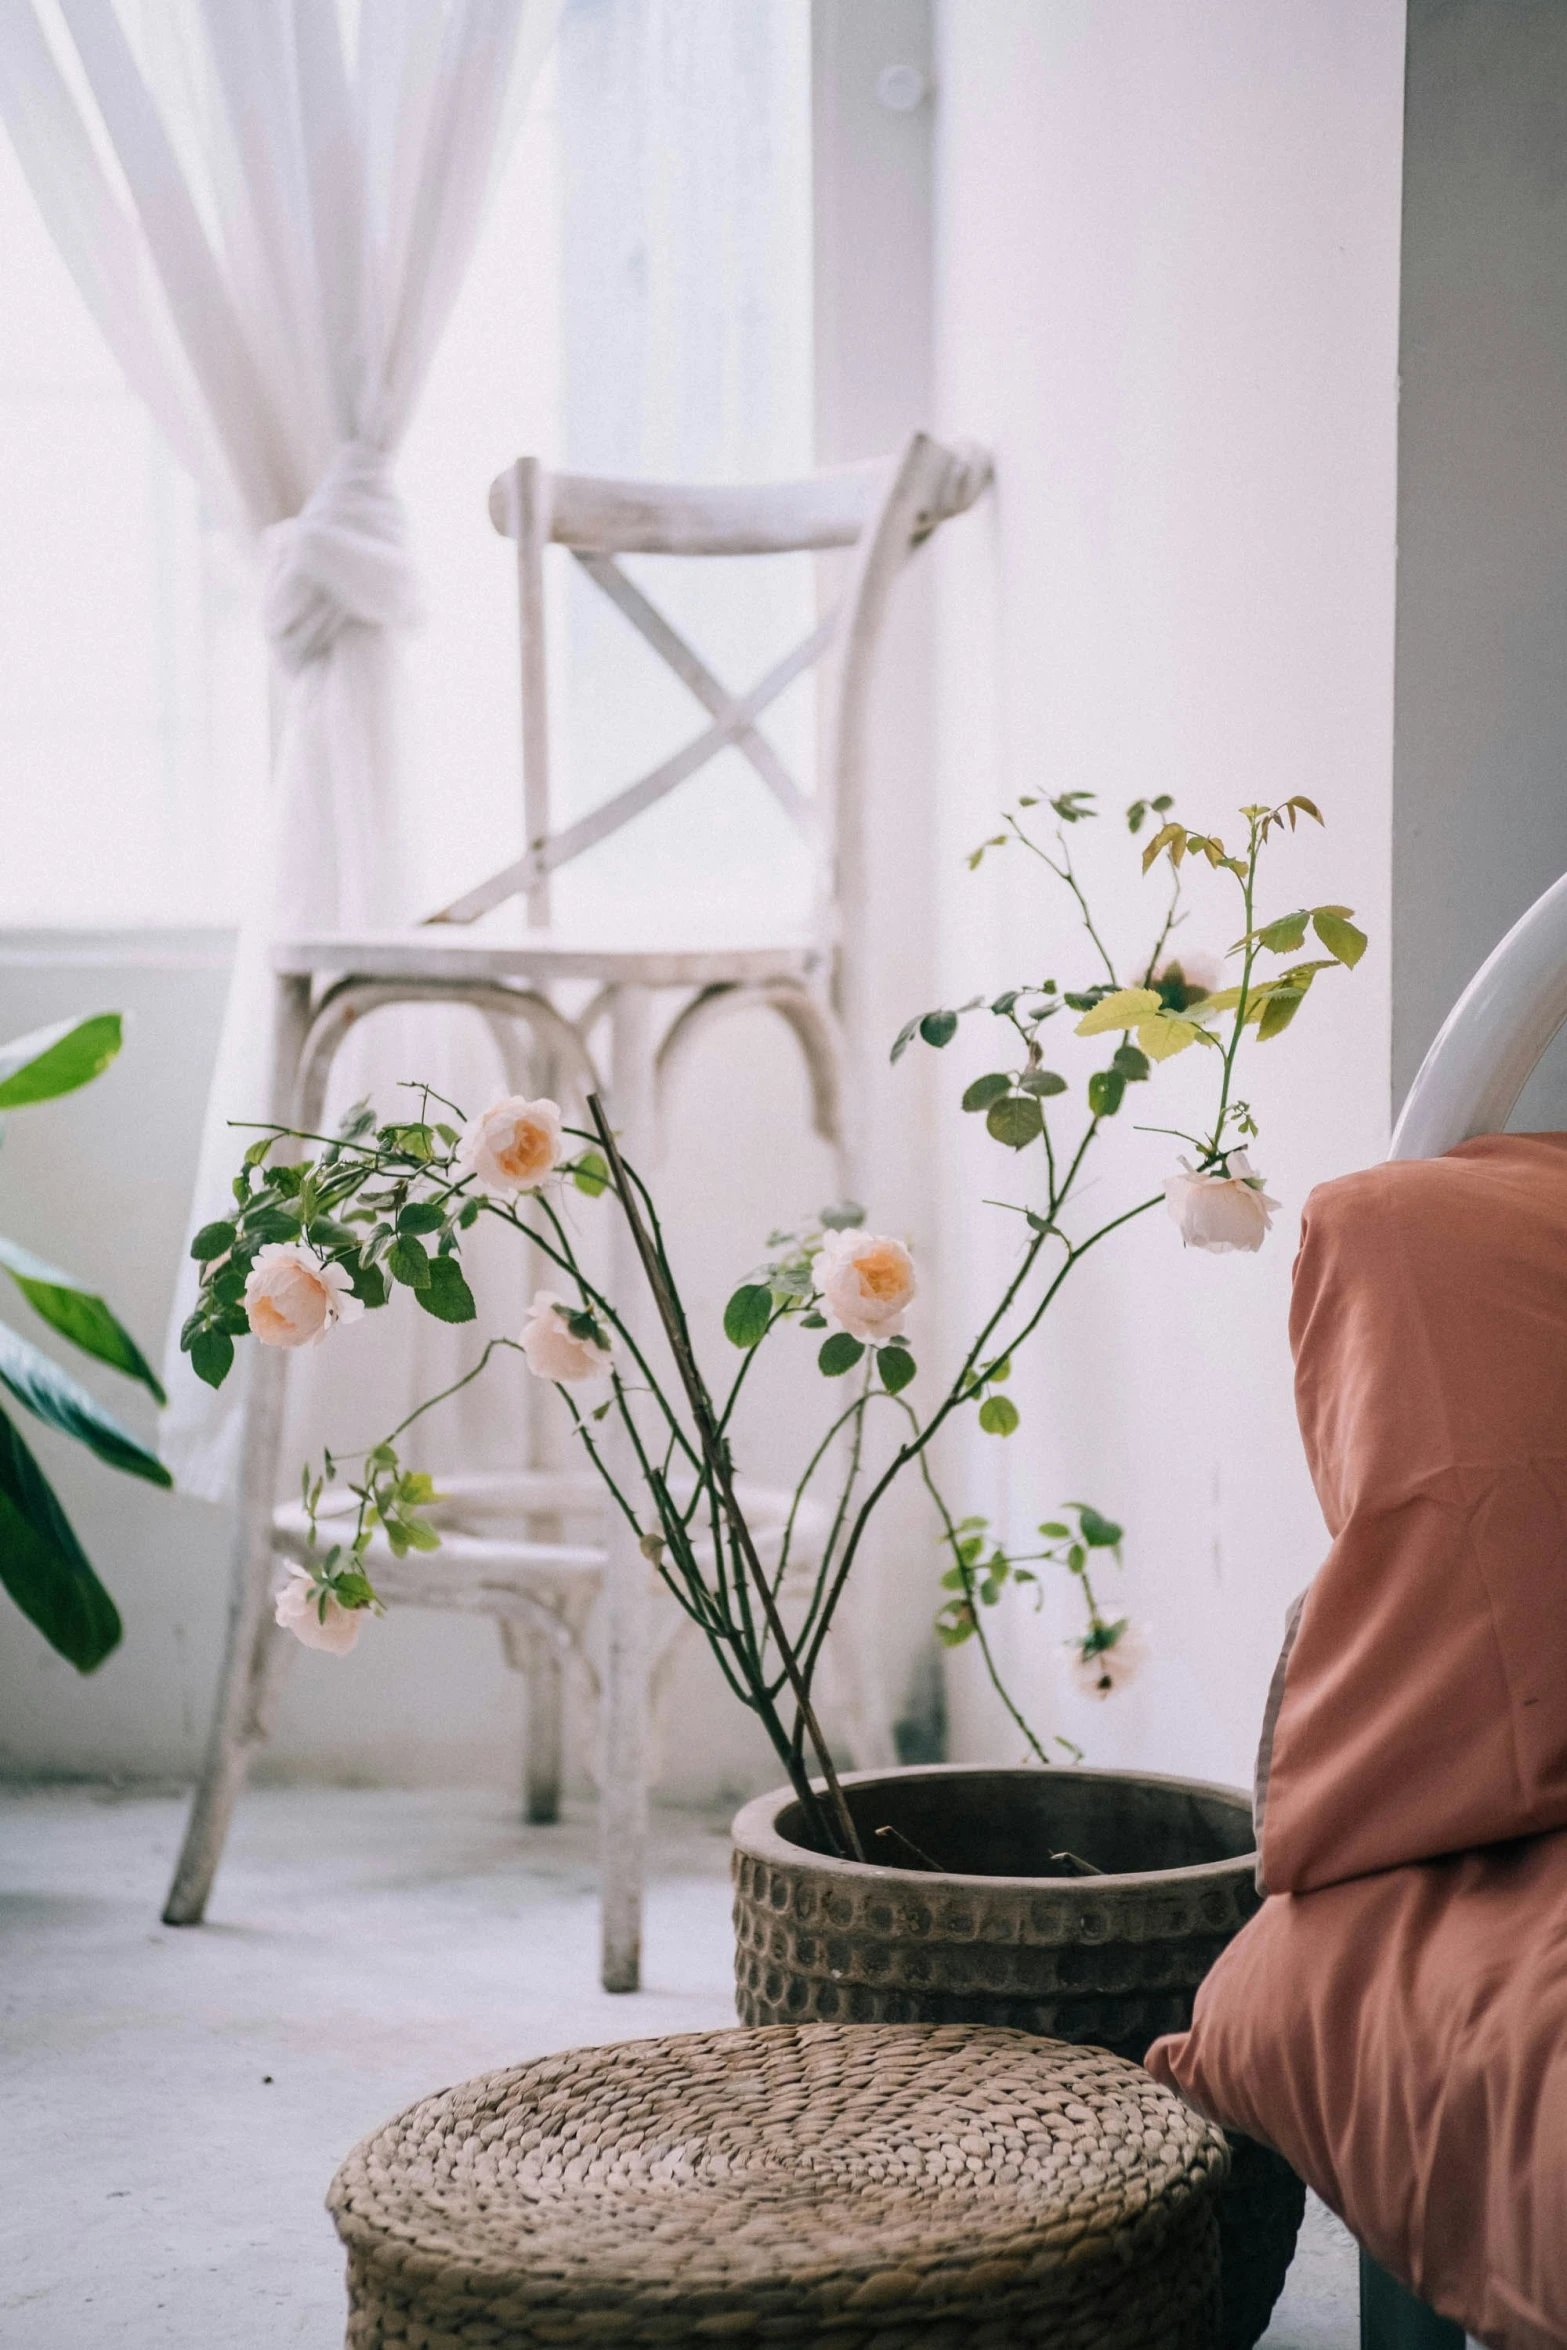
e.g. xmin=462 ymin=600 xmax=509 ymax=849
xmin=0 ymin=0 xmax=559 ymax=1499
xmin=262 ymin=441 xmax=423 ymax=676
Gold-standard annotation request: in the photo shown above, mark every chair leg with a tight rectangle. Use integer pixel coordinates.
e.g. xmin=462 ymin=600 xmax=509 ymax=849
xmin=162 ymin=1348 xmax=291 ymax=1926
xmin=599 ymin=985 xmax=651 ymax=1994
xmin=499 ymin=1617 xmax=566 ymax=1825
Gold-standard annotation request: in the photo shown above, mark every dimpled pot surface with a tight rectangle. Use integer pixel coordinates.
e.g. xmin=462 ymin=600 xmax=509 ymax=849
xmin=731 ymin=1763 xmax=1303 ymax=2350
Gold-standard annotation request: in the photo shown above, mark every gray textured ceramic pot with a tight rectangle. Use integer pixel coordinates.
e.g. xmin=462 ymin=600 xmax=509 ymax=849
xmin=731 ymin=1763 xmax=1303 ymax=2350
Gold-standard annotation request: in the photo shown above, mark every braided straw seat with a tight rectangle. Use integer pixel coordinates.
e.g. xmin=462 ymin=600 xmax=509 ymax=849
xmin=327 ymin=2022 xmax=1228 ymax=2349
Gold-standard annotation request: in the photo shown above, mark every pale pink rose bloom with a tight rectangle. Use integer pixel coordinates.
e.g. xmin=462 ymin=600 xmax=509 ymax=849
xmin=455 ymin=1096 xmax=562 ymax=1197
xmin=519 ymin=1289 xmax=611 ymax=1383
xmin=1069 ymin=1618 xmax=1149 ymax=1701
xmin=244 ymin=1243 xmax=364 ymax=1348
xmin=274 ymin=1566 xmax=363 ymax=1655
xmin=818 ymin=1230 xmax=916 ymax=1343
xmin=1155 ymin=947 xmax=1223 ymax=1000
xmin=1164 ymin=1152 xmax=1279 ymax=1254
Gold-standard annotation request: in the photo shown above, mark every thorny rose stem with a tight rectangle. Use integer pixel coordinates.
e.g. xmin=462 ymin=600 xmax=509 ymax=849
xmin=585 ymin=1092 xmax=866 ymax=1864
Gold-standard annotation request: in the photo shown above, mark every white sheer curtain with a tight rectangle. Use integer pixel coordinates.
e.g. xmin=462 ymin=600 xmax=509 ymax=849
xmin=0 ymin=0 xmax=557 ymax=1497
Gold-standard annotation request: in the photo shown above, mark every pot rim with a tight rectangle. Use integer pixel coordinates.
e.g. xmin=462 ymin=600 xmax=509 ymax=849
xmin=731 ymin=1760 xmax=1259 ymax=1892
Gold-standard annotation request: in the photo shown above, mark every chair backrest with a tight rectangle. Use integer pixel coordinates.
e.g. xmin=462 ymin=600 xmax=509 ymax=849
xmin=1388 ymin=870 xmax=1567 ymax=1159
xmin=428 ymin=433 xmax=991 ymax=984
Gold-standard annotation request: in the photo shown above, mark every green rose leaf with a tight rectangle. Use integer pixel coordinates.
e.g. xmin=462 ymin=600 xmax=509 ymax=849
xmin=986 ymin=1094 xmax=1043 ymax=1150
xmin=347 ymin=1258 xmax=388 ymax=1310
xmin=1087 ymin=1068 xmax=1126 ymax=1119
xmin=415 ymin=1255 xmax=476 ymax=1324
xmin=977 ymin=1394 xmax=1020 ymax=1436
xmin=1257 ymin=988 xmax=1304 ymax=1042
xmin=722 ymin=1284 xmax=774 ymax=1348
xmin=961 ymin=1073 xmax=1013 ymax=1114
xmin=572 ymin=1150 xmax=610 ymax=1198
xmin=890 ymin=1016 xmax=922 ymax=1065
xmin=0 ymin=1403 xmax=121 ymax=1672
xmin=189 ymin=1328 xmax=235 ymax=1390
xmin=387 ymin=1236 xmax=432 ymax=1290
xmin=1254 ymin=910 xmax=1311 ymax=955
xmin=1312 ymin=908 xmax=1367 ymax=967
xmin=190 ymin=1221 xmax=237 ymax=1263
xmin=878 ymin=1346 xmax=917 ymax=1394
xmin=1111 ymin=1044 xmax=1150 ymax=1083
xmin=1075 ymin=1504 xmax=1124 ymax=1549
xmin=244 ymin=1207 xmax=303 ymax=1245
xmin=818 ymin=1332 xmax=866 ymax=1376
xmin=1018 ymin=1069 xmax=1068 ymax=1098
xmin=0 ymin=1012 xmax=122 ymax=1109
xmin=396 ymin=1201 xmax=445 ymax=1235
xmin=919 ymin=1009 xmax=959 ymax=1049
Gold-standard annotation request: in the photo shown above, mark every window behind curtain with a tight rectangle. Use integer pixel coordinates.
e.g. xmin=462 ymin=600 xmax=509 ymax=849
xmin=0 ymin=0 xmax=814 ymax=936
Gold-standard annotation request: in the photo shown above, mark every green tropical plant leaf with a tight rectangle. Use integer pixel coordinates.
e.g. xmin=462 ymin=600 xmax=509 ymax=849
xmin=0 ymin=1012 xmax=122 ymax=1108
xmin=0 ymin=1320 xmax=170 ymax=1486
xmin=0 ymin=1403 xmax=121 ymax=1671
xmin=0 ymin=1237 xmax=165 ymax=1402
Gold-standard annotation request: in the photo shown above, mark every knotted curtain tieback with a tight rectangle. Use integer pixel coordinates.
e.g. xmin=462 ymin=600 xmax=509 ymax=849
xmin=261 ymin=438 xmax=423 ymax=675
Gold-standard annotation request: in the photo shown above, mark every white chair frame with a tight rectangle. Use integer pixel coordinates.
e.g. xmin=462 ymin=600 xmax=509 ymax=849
xmin=162 ymin=431 xmax=991 ymax=1993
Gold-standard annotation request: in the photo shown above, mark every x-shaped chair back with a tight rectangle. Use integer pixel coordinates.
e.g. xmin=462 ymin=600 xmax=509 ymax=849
xmin=430 ymin=434 xmax=992 ymax=1023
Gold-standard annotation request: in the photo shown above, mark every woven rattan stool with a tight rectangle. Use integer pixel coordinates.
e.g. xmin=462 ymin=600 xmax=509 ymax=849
xmin=327 ymin=2022 xmax=1228 ymax=2348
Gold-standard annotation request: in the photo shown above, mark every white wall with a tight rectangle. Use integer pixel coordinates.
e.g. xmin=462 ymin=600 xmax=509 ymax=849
xmin=0 ymin=6 xmax=1410 ymax=1815
xmin=1393 ymin=0 xmax=1567 ymax=1124
xmin=928 ymin=0 xmax=1405 ymax=1787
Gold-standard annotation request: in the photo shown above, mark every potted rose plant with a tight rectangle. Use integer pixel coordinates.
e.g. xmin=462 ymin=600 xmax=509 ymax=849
xmin=182 ymin=794 xmax=1361 ymax=2346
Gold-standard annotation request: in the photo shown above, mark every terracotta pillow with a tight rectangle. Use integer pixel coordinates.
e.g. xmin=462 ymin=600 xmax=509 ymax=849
xmin=1256 ymin=1134 xmax=1567 ymax=1894
xmin=1146 ymin=1832 xmax=1567 ymax=2350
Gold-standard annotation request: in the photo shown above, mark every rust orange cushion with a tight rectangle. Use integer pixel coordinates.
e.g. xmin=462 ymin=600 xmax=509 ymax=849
xmin=1258 ymin=1133 xmax=1567 ymax=1894
xmin=1146 ymin=1834 xmax=1567 ymax=2350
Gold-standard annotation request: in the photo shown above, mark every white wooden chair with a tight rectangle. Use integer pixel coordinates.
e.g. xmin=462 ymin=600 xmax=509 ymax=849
xmin=162 ymin=430 xmax=992 ymax=1990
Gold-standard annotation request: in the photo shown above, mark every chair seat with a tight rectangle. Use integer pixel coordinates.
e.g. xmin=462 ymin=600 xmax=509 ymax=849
xmin=327 ymin=2023 xmax=1228 ymax=2350
xmin=272 ymin=1470 xmax=829 ymax=1620
xmin=272 ymin=926 xmax=821 ymax=989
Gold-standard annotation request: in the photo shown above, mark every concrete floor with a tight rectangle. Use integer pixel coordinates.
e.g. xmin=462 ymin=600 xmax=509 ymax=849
xmin=0 ymin=1784 xmax=1358 ymax=2348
